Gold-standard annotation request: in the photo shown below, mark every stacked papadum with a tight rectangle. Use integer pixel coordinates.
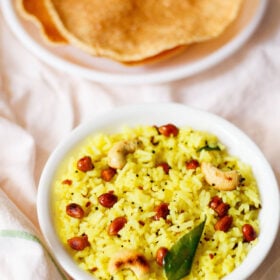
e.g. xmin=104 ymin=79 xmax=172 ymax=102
xmin=16 ymin=0 xmax=243 ymax=64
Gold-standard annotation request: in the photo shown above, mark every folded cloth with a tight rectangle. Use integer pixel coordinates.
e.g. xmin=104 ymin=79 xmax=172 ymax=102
xmin=0 ymin=189 xmax=68 ymax=280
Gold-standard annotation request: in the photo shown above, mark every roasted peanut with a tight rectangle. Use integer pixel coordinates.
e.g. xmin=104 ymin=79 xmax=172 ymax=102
xmin=154 ymin=203 xmax=169 ymax=220
xmin=62 ymin=179 xmax=72 ymax=185
xmin=186 ymin=159 xmax=199 ymax=170
xmin=108 ymin=217 xmax=127 ymax=236
xmin=156 ymin=247 xmax=168 ymax=266
xmin=242 ymin=224 xmax=257 ymax=242
xmin=108 ymin=249 xmax=150 ymax=279
xmin=101 ymin=167 xmax=116 ymax=182
xmin=98 ymin=192 xmax=118 ymax=208
xmin=209 ymin=196 xmax=223 ymax=210
xmin=158 ymin=124 xmax=179 ymax=137
xmin=208 ymin=196 xmax=229 ymax=217
xmin=67 ymin=234 xmax=90 ymax=251
xmin=214 ymin=215 xmax=233 ymax=232
xmin=66 ymin=203 xmax=84 ymax=218
xmin=157 ymin=162 xmax=170 ymax=174
xmin=77 ymin=156 xmax=94 ymax=172
xmin=215 ymin=202 xmax=230 ymax=217
xmin=201 ymin=162 xmax=239 ymax=191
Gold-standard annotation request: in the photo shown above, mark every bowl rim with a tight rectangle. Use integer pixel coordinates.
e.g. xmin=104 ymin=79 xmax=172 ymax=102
xmin=37 ymin=102 xmax=280 ymax=280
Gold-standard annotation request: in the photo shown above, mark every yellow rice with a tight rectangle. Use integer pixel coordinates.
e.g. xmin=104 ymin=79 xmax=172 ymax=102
xmin=53 ymin=125 xmax=260 ymax=280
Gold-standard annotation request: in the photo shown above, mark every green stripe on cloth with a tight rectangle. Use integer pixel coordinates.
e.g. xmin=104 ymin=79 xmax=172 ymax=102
xmin=0 ymin=229 xmax=68 ymax=280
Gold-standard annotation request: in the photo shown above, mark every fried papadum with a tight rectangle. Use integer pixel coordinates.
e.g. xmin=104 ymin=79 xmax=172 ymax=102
xmin=45 ymin=0 xmax=242 ymax=62
xmin=16 ymin=0 xmax=243 ymax=64
xmin=16 ymin=0 xmax=67 ymax=44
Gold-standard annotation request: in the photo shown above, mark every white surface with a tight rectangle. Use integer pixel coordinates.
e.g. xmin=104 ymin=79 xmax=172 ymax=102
xmin=37 ymin=103 xmax=279 ymax=280
xmin=1 ymin=0 xmax=267 ymax=85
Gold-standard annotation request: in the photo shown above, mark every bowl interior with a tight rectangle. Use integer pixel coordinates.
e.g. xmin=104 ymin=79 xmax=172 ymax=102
xmin=37 ymin=103 xmax=279 ymax=280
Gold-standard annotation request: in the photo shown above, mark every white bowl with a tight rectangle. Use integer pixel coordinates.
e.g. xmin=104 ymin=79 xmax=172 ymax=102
xmin=37 ymin=103 xmax=279 ymax=280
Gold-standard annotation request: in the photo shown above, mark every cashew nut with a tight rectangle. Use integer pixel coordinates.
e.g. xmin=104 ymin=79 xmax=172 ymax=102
xmin=108 ymin=249 xmax=150 ymax=279
xmin=201 ymin=162 xmax=240 ymax=191
xmin=108 ymin=139 xmax=139 ymax=169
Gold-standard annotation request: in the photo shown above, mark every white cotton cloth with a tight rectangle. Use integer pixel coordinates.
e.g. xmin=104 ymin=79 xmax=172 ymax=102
xmin=0 ymin=189 xmax=67 ymax=280
xmin=0 ymin=0 xmax=280 ymax=279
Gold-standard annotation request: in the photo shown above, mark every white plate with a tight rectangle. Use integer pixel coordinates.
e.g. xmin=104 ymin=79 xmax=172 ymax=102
xmin=1 ymin=0 xmax=267 ymax=84
xmin=37 ymin=103 xmax=279 ymax=280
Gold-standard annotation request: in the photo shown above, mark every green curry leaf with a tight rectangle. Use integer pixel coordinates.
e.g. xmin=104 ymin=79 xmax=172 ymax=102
xmin=164 ymin=219 xmax=206 ymax=280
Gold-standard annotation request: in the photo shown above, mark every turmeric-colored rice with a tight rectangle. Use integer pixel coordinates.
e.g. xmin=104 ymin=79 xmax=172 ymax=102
xmin=53 ymin=125 xmax=260 ymax=280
